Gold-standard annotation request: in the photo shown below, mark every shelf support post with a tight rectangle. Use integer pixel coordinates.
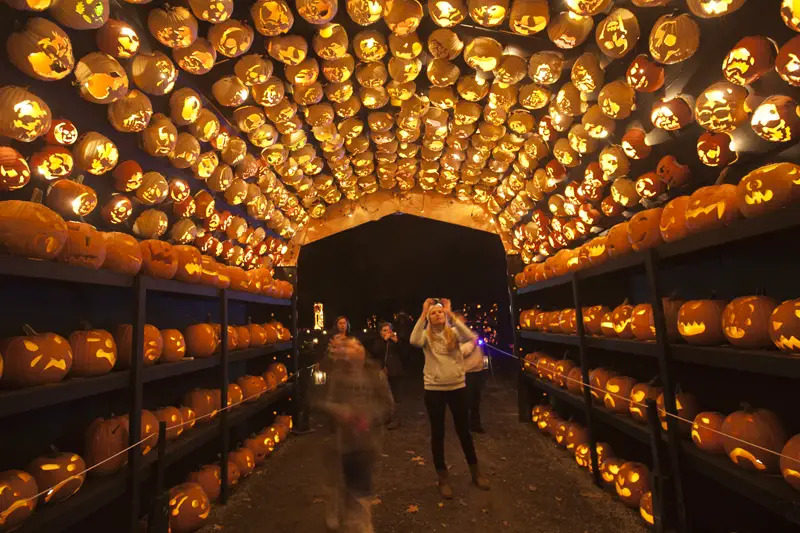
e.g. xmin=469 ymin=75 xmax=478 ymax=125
xmin=219 ymin=288 xmax=230 ymax=504
xmin=128 ymin=275 xmax=146 ymax=533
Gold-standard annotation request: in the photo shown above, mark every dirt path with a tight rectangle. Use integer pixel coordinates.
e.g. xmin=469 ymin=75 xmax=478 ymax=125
xmin=200 ymin=376 xmax=647 ymax=533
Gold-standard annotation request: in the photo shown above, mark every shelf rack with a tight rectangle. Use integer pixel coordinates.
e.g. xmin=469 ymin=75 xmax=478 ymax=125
xmin=0 ymin=255 xmax=298 ymax=533
xmin=512 ymin=206 xmax=800 ymax=533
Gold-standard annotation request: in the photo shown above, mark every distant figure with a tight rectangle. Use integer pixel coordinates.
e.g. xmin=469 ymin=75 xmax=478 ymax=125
xmin=369 ymin=322 xmax=404 ymax=429
xmin=317 ymin=337 xmax=393 ymax=533
xmin=410 ymin=298 xmax=490 ymax=499
xmin=455 ymin=313 xmax=487 ymax=433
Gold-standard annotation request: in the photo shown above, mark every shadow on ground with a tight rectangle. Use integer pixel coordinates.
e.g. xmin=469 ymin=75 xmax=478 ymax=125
xmin=200 ymin=376 xmax=648 ymax=533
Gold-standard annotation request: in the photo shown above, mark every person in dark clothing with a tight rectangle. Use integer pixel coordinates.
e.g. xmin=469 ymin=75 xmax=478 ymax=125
xmin=369 ymin=322 xmax=404 ymax=429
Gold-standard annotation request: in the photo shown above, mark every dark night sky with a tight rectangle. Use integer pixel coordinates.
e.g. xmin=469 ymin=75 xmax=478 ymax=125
xmin=297 ymin=214 xmax=512 ymax=334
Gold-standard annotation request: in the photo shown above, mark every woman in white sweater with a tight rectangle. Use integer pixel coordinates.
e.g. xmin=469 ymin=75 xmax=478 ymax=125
xmin=410 ymin=298 xmax=490 ymax=498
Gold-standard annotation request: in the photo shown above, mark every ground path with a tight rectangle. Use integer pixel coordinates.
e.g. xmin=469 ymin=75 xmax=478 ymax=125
xmin=200 ymin=376 xmax=647 ymax=533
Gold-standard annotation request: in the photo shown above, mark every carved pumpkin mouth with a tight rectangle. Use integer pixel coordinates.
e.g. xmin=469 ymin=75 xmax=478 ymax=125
xmin=729 ymin=447 xmax=766 ymax=470
xmin=775 ymin=334 xmax=800 ymax=351
xmin=686 ymin=200 xmax=726 ymax=219
xmin=724 ymin=326 xmax=746 ymax=339
xmin=691 ymin=427 xmax=703 ymax=443
xmin=613 ymin=318 xmax=631 ymax=333
xmin=640 ymin=505 xmax=654 ymax=525
xmin=678 ymin=321 xmax=706 ymax=336
xmin=744 ymin=190 xmax=773 ymax=204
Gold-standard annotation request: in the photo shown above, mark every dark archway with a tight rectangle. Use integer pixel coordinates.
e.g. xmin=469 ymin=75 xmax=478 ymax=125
xmin=297 ymin=214 xmax=513 ymax=347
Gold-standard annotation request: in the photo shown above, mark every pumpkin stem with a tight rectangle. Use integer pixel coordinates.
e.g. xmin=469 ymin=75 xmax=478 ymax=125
xmin=22 ymin=324 xmax=37 ymax=336
xmin=75 ymin=175 xmax=85 ymax=185
xmin=79 ymin=319 xmax=92 ymax=330
xmin=31 ymin=188 xmax=44 ymax=204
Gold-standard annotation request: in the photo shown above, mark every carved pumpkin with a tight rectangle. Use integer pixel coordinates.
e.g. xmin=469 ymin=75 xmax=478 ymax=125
xmin=173 ymin=38 xmax=217 ymax=75
xmin=57 ymin=221 xmax=105 ymax=268
xmin=229 ymin=447 xmax=256 ymax=479
xmin=737 ymin=162 xmax=800 ymax=218
xmin=30 ymin=145 xmax=73 ymax=181
xmin=140 ymin=239 xmax=178 ymax=279
xmin=595 ymin=8 xmax=639 ymax=59
xmin=74 ymin=52 xmax=128 ymax=104
xmin=50 ymin=0 xmax=109 ymax=29
xmin=691 ymin=411 xmax=726 ymax=454
xmin=606 ymin=222 xmax=632 ymax=259
xmin=625 ymin=54 xmax=663 ymax=93
xmin=208 ymin=19 xmax=254 ymax=58
xmin=67 ymin=328 xmax=115 ymax=377
xmin=184 ymin=324 xmax=218 ymax=358
xmin=769 ymin=298 xmax=800 ymax=353
xmin=46 ymin=177 xmax=97 ymax=218
xmin=566 ymin=366 xmax=584 ymax=395
xmin=615 ymin=462 xmax=650 ymax=508
xmin=72 ymin=132 xmax=118 ymax=175
xmin=678 ymin=300 xmax=728 ymax=345
xmin=160 ymin=329 xmax=186 ymax=363
xmin=115 ymin=323 xmax=162 ymax=368
xmin=0 ymin=470 xmax=36 ymax=529
xmin=133 ymin=209 xmax=169 ymax=239
xmin=628 ymin=208 xmax=663 ymax=252
xmin=96 ymin=18 xmax=140 ymax=59
xmin=547 ymin=11 xmax=593 ymax=50
xmin=687 ymin=0 xmax=745 ymax=18
xmin=108 ymin=90 xmax=152 ymax=134
xmin=656 ymin=390 xmax=699 ymax=433
xmin=659 ymin=196 xmax=691 ymax=243
xmin=685 ymin=184 xmax=739 ymax=233
xmin=101 ymin=232 xmax=141 ymax=275
xmin=582 ymin=305 xmax=610 ymax=336
xmin=84 ymin=415 xmax=128 ymax=475
xmin=182 ymin=389 xmax=216 ymax=422
xmin=237 ymin=375 xmax=267 ymax=401
xmin=603 ymin=376 xmax=636 ymax=413
xmin=0 ymin=85 xmax=52 ymax=142
xmin=245 ymin=432 xmax=274 ymax=465
xmin=611 ymin=302 xmax=634 ymax=339
xmin=179 ymin=407 xmax=196 ymax=430
xmin=8 ymin=17 xmax=74 ymax=81
xmin=722 ymin=35 xmax=774 ymax=86
xmin=649 ymin=13 xmax=699 ymax=65
xmin=721 ymin=408 xmax=788 ymax=472
xmin=589 ymin=367 xmax=618 ymax=404
xmin=45 ymin=118 xmax=78 ymax=146
xmin=153 ymin=406 xmax=183 ymax=441
xmin=721 ymin=296 xmax=777 ymax=348
xmin=267 ymin=362 xmax=288 ymax=383
xmin=25 ymin=452 xmax=85 ymax=505
xmin=780 ymin=434 xmax=800 ymax=490
xmin=629 ymin=383 xmax=662 ymax=423
xmin=0 ymin=147 xmax=31 ymax=192
xmin=187 ymin=465 xmax=221 ymax=503
xmin=131 ymin=51 xmax=178 ymax=96
xmin=751 ymin=95 xmax=800 ymax=143
xmin=147 ymin=5 xmax=198 ymax=49
xmin=651 ymin=97 xmax=694 ymax=131
xmin=168 ymin=482 xmax=211 ymax=533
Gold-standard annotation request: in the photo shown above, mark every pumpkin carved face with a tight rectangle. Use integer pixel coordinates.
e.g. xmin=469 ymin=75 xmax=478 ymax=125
xmin=721 ymin=409 xmax=788 ymax=472
xmin=0 ymin=329 xmax=72 ymax=387
xmin=691 ymin=411 xmax=726 ymax=454
xmin=184 ymin=324 xmax=218 ymax=358
xmin=74 ymin=52 xmax=129 ymax=104
xmin=160 ymin=329 xmax=186 ymax=363
xmin=678 ymin=300 xmax=728 ymax=345
xmin=26 ymin=452 xmax=85 ymax=504
xmin=69 ymin=329 xmax=116 ymax=377
xmin=685 ymin=184 xmax=740 ymax=233
xmin=0 ymin=85 xmax=52 ymax=142
xmin=8 ymin=17 xmax=75 ymax=81
xmin=582 ymin=305 xmax=610 ymax=336
xmin=58 ymin=221 xmax=106 ymax=269
xmin=46 ymin=118 xmax=78 ymax=145
xmin=627 ymin=208 xmax=663 ymax=252
xmin=615 ymin=462 xmax=650 ymax=508
xmin=625 ymin=54 xmax=663 ymax=93
xmin=649 ymin=14 xmax=699 ymax=65
xmin=140 ymin=240 xmax=178 ymax=279
xmin=605 ymin=222 xmax=632 ymax=259
xmin=722 ymin=296 xmax=777 ymax=348
xmin=751 ymin=95 xmax=800 ymax=143
xmin=0 ymin=147 xmax=32 ymax=192
xmin=737 ymin=162 xmax=800 ymax=218
xmin=780 ymin=434 xmax=800 ymax=490
xmin=187 ymin=465 xmax=221 ymax=503
xmin=603 ymin=376 xmax=636 ymax=413
xmin=101 ymin=232 xmax=142 ymax=275
xmin=0 ymin=470 xmax=38 ymax=529
xmin=659 ymin=196 xmax=690 ymax=243
xmin=629 ymin=383 xmax=662 ymax=423
xmin=769 ymin=299 xmax=800 ymax=353
xmin=657 ymin=391 xmax=699 ymax=433
xmin=168 ymin=482 xmax=211 ymax=532
xmin=153 ymin=406 xmax=183 ymax=441
xmin=589 ymin=367 xmax=618 ymax=404
xmin=114 ymin=324 xmax=162 ymax=368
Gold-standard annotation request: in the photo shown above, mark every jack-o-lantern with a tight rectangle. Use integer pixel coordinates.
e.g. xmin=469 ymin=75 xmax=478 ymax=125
xmin=780 ymin=434 xmax=800 ymax=490
xmin=74 ymin=52 xmax=128 ymax=104
xmin=131 ymin=51 xmax=178 ymax=95
xmin=697 ymin=132 xmax=738 ymax=167
xmin=575 ymin=441 xmax=612 ymax=470
xmin=57 ymin=221 xmax=105 ymax=268
xmin=50 ymin=0 xmax=109 ymax=30
xmin=179 ymin=406 xmax=195 ymax=431
xmin=626 ymin=54 xmax=664 ymax=93
xmin=508 ymin=0 xmax=548 ymax=35
xmin=615 ymin=462 xmax=650 ymax=508
xmin=721 ymin=295 xmax=777 ymax=348
xmin=606 ymin=222 xmax=632 ymax=259
xmin=589 ymin=367 xmax=618 ymax=404
xmin=565 ymin=366 xmax=584 ymax=395
xmin=108 ymin=90 xmax=153 ymax=133
xmin=691 ymin=411 xmax=726 ymax=454
xmin=629 ymin=383 xmax=662 ymax=423
xmin=160 ymin=329 xmax=186 ymax=363
xmin=173 ymin=38 xmax=217 ymax=75
xmin=173 ymin=245 xmax=202 ymax=283
xmin=46 ymin=177 xmax=98 ymax=218
xmin=724 ymin=36 xmax=775 ymax=86
xmin=688 ymin=0 xmax=745 ymax=18
xmin=184 ymin=324 xmax=218 ymax=358
xmin=297 ymin=0 xmax=338 ymax=24
xmin=640 ymin=491 xmax=654 ymax=525
xmin=600 ymin=456 xmax=623 ymax=486
xmin=208 ymin=19 xmax=254 ymax=58
xmin=97 ymin=19 xmax=140 ymax=59
xmin=695 ymin=82 xmax=749 ymax=133
xmin=769 ymin=299 xmax=800 ymax=353
xmin=628 ymin=208 xmax=663 ymax=251
xmin=0 ymin=326 xmax=72 ymax=386
xmin=237 ymin=375 xmax=267 ymax=401
xmin=630 ymin=304 xmax=655 ymax=341
xmin=649 ymin=13 xmax=700 ymax=65
xmin=101 ymin=232 xmax=141 ymax=275
xmin=147 ymin=5 xmax=198 ymax=49
xmin=621 ymin=128 xmax=651 ymax=160
xmin=685 ymin=184 xmax=739 ymax=233
xmin=598 ymin=81 xmax=635 ymax=120
xmin=84 ymin=415 xmax=128 ymax=475
xmin=69 ymin=328 xmax=116 ymax=376
xmin=604 ymin=375 xmax=636 ymax=413
xmin=115 ymin=323 xmax=162 ymax=368
xmin=635 ymin=172 xmax=666 ymax=200
xmin=678 ymin=300 xmax=728 ymax=345
xmin=0 ymin=85 xmax=52 ymax=142
xmin=8 ymin=17 xmax=75 ymax=81
xmin=751 ymin=95 xmax=800 ymax=143
xmin=141 ymin=114 xmax=177 ymax=157
xmin=168 ymin=482 xmax=211 ymax=533
xmin=547 ymin=11 xmax=593 ymax=50
xmin=72 ymin=132 xmax=118 ymax=176
xmin=136 ymin=172 xmax=169 ymax=206
xmin=267 ymin=35 xmax=308 ymax=66
xmin=182 ymin=389 xmax=216 ymax=422
xmin=657 ymin=155 xmax=691 ymax=190
xmin=153 ymin=406 xmax=183 ymax=441
xmin=140 ymin=239 xmax=178 ymax=279
xmin=595 ymin=8 xmax=639 ymax=59
xmin=0 ymin=147 xmax=31 ymax=191
xmin=611 ymin=302 xmax=634 ymax=339
xmin=26 ymin=452 xmax=85 ymax=504
xmin=737 ymin=162 xmax=800 ymax=218
xmin=46 ymin=118 xmax=78 ymax=146
xmin=583 ymin=305 xmax=610 ymax=336
xmin=778 ymin=36 xmax=800 ymax=87
xmin=227 ymin=383 xmax=244 ymax=407
xmin=651 ymin=97 xmax=694 ymax=131
xmin=251 ymin=0 xmax=293 ymax=36
xmin=30 ymin=145 xmax=73 ymax=181
xmin=187 ymin=465 xmax=221 ymax=503
xmin=721 ymin=408 xmax=788 ymax=472
xmin=132 ymin=209 xmax=169 ymax=239
xmin=659 ymin=196 xmax=690 ymax=241
xmin=229 ymin=447 xmax=256 ymax=478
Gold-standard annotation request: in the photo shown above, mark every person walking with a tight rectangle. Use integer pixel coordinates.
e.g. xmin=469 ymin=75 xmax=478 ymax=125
xmin=455 ymin=313 xmax=487 ymax=433
xmin=410 ymin=298 xmax=490 ymax=499
xmin=369 ymin=322 xmax=404 ymax=429
xmin=317 ymin=337 xmax=393 ymax=532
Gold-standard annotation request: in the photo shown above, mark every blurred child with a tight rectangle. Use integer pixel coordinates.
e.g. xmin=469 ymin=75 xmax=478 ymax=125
xmin=318 ymin=337 xmax=394 ymax=532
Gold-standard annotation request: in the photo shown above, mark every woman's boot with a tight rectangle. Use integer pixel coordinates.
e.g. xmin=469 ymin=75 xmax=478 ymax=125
xmin=469 ymin=464 xmax=490 ymax=490
xmin=436 ymin=469 xmax=454 ymax=499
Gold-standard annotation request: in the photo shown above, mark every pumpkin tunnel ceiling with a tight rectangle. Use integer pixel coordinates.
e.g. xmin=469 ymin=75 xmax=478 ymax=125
xmin=1 ymin=1 xmax=800 ymax=266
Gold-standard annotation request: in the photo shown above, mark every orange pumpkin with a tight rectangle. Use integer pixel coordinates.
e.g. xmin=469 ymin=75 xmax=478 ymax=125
xmin=184 ymin=324 xmax=218 ymax=358
xmin=630 ymin=304 xmax=655 ymax=341
xmin=721 ymin=296 xmax=778 ymax=348
xmin=582 ymin=305 xmax=610 ymax=335
xmin=691 ymin=411 xmax=726 ymax=454
xmin=589 ymin=367 xmax=618 ymax=405
xmin=227 ymin=383 xmax=244 ymax=407
xmin=168 ymin=482 xmax=210 ymax=533
xmin=0 ymin=327 xmax=72 ymax=386
xmin=114 ymin=323 xmax=162 ymax=368
xmin=737 ymin=162 xmax=800 ymax=218
xmin=685 ymin=184 xmax=740 ymax=233
xmin=780 ymin=434 xmax=800 ymax=490
xmin=56 ymin=222 xmax=106 ymax=269
xmin=677 ymin=300 xmax=728 ymax=345
xmin=228 ymin=447 xmax=256 ymax=478
xmin=615 ymin=462 xmax=650 ymax=508
xmin=140 ymin=240 xmax=178 ymax=279
xmin=659 ymin=196 xmax=691 ymax=243
xmin=605 ymin=222 xmax=632 ymax=259
xmin=721 ymin=408 xmax=788 ymax=473
xmin=84 ymin=415 xmax=128 ymax=475
xmin=187 ymin=465 xmax=221 ymax=502
xmin=244 ymin=433 xmax=273 ymax=465
xmin=173 ymin=245 xmax=203 ymax=283
xmin=179 ymin=406 xmax=196 ymax=430
xmin=769 ymin=299 xmax=800 ymax=353
xmin=603 ymin=375 xmax=636 ymax=414
xmin=69 ymin=328 xmax=116 ymax=376
xmin=153 ymin=406 xmax=184 ymax=441
xmin=160 ymin=329 xmax=186 ymax=363
xmin=101 ymin=232 xmax=142 ymax=275
xmin=656 ymin=390 xmax=699 ymax=434
xmin=611 ymin=302 xmax=634 ymax=339
xmin=627 ymin=208 xmax=663 ymax=251
xmin=629 ymin=383 xmax=662 ymax=423
xmin=237 ymin=375 xmax=267 ymax=401
xmin=25 ymin=452 xmax=85 ymax=504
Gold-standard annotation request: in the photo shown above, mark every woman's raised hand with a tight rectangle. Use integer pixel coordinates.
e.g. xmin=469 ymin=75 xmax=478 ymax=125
xmin=441 ymin=298 xmax=453 ymax=316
